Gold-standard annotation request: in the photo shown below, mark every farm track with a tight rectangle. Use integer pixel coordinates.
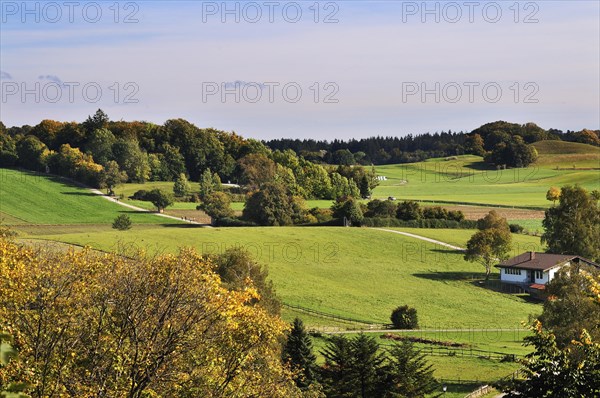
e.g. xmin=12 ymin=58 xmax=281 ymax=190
xmin=373 ymin=228 xmax=465 ymax=251
xmin=89 ymin=188 xmax=211 ymax=227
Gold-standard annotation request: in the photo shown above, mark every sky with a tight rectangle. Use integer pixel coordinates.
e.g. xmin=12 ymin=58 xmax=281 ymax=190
xmin=1 ymin=0 xmax=599 ymax=140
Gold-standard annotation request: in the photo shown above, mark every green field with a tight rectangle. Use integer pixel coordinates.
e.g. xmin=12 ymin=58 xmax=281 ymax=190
xmin=1 ymin=168 xmax=543 ymax=329
xmin=390 ymin=228 xmax=545 ymax=253
xmin=1 ymin=166 xmax=547 ymax=393
xmin=0 ymin=169 xmax=181 ymax=225
xmin=373 ymin=142 xmax=600 ymax=208
xmin=20 ymin=225 xmax=542 ymax=329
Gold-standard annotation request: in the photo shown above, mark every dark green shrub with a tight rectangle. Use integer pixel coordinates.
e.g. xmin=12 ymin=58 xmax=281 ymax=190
xmin=214 ymin=217 xmax=258 ymax=227
xmin=509 ymin=223 xmax=524 ymax=233
xmin=360 ymin=217 xmax=476 ymax=229
xmin=112 ymin=214 xmax=132 ymax=231
xmin=309 ymin=207 xmax=333 ymax=223
xmin=130 ymin=189 xmax=150 ymax=201
xmin=390 ymin=305 xmax=419 ymax=329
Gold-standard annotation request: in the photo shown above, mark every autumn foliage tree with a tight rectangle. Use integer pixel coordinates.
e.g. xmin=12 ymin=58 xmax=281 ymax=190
xmin=0 ymin=236 xmax=302 ymax=397
xmin=505 ymin=321 xmax=600 ymax=397
xmin=546 ymin=186 xmax=561 ymax=204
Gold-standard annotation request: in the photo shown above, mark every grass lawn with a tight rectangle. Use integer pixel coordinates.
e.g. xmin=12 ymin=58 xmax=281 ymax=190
xmin=0 ymin=169 xmax=182 ymax=225
xmin=27 ymin=225 xmax=542 ymax=329
xmin=388 ymin=227 xmax=545 ymax=254
xmin=2 ymin=168 xmax=544 ymax=392
xmin=373 ymin=142 xmax=600 ymax=208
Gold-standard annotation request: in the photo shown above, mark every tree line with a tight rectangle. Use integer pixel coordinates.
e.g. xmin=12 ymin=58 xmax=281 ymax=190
xmin=0 ymin=110 xmax=378 ymax=202
xmin=266 ymin=121 xmax=600 ymax=167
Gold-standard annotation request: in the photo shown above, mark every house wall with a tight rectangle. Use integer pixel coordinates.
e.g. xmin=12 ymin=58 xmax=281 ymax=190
xmin=534 ymin=271 xmax=549 ymax=284
xmin=546 ymin=263 xmax=568 ymax=283
xmin=500 ymin=262 xmax=570 ymax=285
xmin=499 ymin=268 xmax=528 ymax=283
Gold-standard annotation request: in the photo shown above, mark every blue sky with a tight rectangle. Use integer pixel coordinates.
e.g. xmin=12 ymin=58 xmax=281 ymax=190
xmin=1 ymin=1 xmax=599 ymax=139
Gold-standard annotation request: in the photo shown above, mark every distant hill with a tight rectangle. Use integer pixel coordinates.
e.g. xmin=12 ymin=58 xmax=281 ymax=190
xmin=533 ymin=141 xmax=600 ymax=168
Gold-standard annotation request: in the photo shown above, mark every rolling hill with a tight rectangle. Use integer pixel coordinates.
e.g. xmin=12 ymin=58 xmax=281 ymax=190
xmin=0 ymin=168 xmax=180 ymax=225
xmin=373 ymin=142 xmax=600 ymax=208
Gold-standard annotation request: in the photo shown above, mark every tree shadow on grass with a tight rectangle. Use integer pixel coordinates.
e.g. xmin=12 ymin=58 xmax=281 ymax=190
xmin=430 ymin=248 xmax=465 ymax=256
xmin=413 ymin=271 xmax=488 ymax=282
xmin=161 ymin=223 xmax=209 ymax=229
xmin=117 ymin=210 xmax=153 ymax=215
xmin=61 ymin=191 xmax=98 ymax=196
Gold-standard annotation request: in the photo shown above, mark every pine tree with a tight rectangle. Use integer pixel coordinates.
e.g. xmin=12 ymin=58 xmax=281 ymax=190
xmin=321 ymin=334 xmax=387 ymax=398
xmin=350 ymin=334 xmax=388 ymax=398
xmin=359 ymin=174 xmax=370 ymax=198
xmin=320 ymin=335 xmax=355 ymax=397
xmin=386 ymin=341 xmax=436 ymax=397
xmin=282 ymin=318 xmax=318 ymax=389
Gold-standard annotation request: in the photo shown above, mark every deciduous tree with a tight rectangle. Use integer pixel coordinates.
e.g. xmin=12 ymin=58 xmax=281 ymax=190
xmin=243 ymin=183 xmax=308 ymax=226
xmin=198 ymin=191 xmax=234 ymax=220
xmin=538 ymin=268 xmax=600 ymax=347
xmin=101 ymin=160 xmax=127 ymax=195
xmin=546 ymin=186 xmax=561 ymax=204
xmin=147 ymin=189 xmax=174 ymax=212
xmin=0 ymin=236 xmax=302 ymax=398
xmin=542 ymin=185 xmax=600 ymax=261
xmin=505 ymin=321 xmax=600 ymax=398
xmin=465 ymin=211 xmax=512 ymax=280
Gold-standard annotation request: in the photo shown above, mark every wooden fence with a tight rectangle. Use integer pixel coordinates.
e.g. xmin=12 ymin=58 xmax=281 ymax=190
xmin=464 ymin=384 xmax=494 ymax=398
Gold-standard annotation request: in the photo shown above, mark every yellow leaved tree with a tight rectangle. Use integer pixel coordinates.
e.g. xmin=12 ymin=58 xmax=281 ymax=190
xmin=0 ymin=235 xmax=306 ymax=398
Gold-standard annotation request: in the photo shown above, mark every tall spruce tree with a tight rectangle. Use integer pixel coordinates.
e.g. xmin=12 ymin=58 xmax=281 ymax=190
xmin=385 ymin=341 xmax=436 ymax=397
xmin=282 ymin=318 xmax=318 ymax=389
xmin=350 ymin=334 xmax=388 ymax=398
xmin=320 ymin=335 xmax=356 ymax=397
xmin=321 ymin=334 xmax=387 ymax=398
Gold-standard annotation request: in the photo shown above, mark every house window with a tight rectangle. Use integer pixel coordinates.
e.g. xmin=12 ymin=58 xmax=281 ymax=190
xmin=505 ymin=268 xmax=521 ymax=275
xmin=535 ymin=271 xmax=544 ymax=279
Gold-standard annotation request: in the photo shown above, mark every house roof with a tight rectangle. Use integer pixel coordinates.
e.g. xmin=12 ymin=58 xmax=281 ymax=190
xmin=495 ymin=252 xmax=598 ymax=271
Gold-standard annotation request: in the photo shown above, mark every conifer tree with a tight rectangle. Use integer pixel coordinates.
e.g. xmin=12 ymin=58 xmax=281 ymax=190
xmin=282 ymin=318 xmax=318 ymax=389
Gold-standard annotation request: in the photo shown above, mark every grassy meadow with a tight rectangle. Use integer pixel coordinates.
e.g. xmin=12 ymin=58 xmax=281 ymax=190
xmin=0 ymin=165 xmax=555 ymax=392
xmin=0 ymin=169 xmax=181 ymax=225
xmin=17 ymin=225 xmax=542 ymax=329
xmin=372 ymin=141 xmax=600 ymax=208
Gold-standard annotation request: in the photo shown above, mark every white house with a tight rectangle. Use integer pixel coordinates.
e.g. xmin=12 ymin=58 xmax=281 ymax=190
xmin=495 ymin=252 xmax=599 ymax=294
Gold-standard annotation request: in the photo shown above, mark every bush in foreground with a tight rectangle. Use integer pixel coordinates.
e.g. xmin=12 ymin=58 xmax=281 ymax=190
xmin=390 ymin=305 xmax=419 ymax=329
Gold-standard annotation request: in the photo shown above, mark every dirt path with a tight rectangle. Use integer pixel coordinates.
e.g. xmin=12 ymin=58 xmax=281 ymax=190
xmin=373 ymin=228 xmax=465 ymax=251
xmin=89 ymin=189 xmax=210 ymax=226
